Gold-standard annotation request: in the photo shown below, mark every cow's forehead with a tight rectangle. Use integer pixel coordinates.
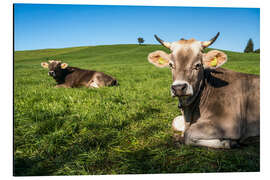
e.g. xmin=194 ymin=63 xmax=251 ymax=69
xmin=178 ymin=38 xmax=197 ymax=44
xmin=48 ymin=62 xmax=60 ymax=69
xmin=170 ymin=39 xmax=202 ymax=62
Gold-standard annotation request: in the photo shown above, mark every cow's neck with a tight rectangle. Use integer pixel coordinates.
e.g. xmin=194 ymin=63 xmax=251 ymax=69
xmin=180 ymin=75 xmax=210 ymax=124
xmin=62 ymin=67 xmax=75 ymax=77
xmin=181 ymin=88 xmax=203 ymax=124
xmin=54 ymin=68 xmax=75 ymax=84
xmin=181 ymin=70 xmax=220 ymax=124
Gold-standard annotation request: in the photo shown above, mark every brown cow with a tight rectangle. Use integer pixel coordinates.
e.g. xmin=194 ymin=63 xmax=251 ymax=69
xmin=41 ymin=60 xmax=118 ymax=88
xmin=148 ymin=33 xmax=259 ymax=149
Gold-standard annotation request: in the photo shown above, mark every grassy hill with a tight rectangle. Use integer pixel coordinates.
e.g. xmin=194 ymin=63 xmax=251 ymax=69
xmin=14 ymin=44 xmax=260 ymax=175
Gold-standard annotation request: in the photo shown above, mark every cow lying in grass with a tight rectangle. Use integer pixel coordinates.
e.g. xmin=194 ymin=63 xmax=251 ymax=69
xmin=148 ymin=33 xmax=260 ymax=149
xmin=41 ymin=60 xmax=118 ymax=88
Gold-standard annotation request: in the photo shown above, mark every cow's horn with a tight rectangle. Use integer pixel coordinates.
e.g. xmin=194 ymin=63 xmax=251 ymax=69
xmin=154 ymin=34 xmax=171 ymax=49
xmin=202 ymin=32 xmax=220 ymax=48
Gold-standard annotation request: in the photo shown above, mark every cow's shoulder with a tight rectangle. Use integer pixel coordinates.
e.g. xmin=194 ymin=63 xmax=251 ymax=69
xmin=212 ymin=68 xmax=259 ymax=79
xmin=204 ymin=68 xmax=258 ymax=88
xmin=67 ymin=67 xmax=96 ymax=75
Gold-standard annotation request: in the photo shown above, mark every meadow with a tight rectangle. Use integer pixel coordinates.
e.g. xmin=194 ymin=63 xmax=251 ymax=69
xmin=14 ymin=44 xmax=260 ymax=175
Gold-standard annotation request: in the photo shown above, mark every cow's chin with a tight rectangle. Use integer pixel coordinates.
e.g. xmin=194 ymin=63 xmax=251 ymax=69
xmin=177 ymin=87 xmax=203 ymax=108
xmin=171 ymin=89 xmax=195 ymax=106
xmin=178 ymin=95 xmax=192 ymax=106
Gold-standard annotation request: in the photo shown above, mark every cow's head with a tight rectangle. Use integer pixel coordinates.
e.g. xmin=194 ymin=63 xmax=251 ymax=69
xmin=41 ymin=60 xmax=68 ymax=78
xmin=148 ymin=33 xmax=227 ymax=106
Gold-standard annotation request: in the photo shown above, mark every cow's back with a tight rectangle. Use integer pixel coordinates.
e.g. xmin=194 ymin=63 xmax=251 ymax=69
xmin=64 ymin=67 xmax=116 ymax=87
xmin=64 ymin=68 xmax=96 ymax=87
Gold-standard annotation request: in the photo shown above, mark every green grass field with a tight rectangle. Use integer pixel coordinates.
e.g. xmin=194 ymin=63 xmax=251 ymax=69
xmin=14 ymin=44 xmax=260 ymax=175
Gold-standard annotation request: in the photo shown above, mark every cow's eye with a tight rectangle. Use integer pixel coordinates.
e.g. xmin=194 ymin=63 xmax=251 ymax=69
xmin=194 ymin=63 xmax=202 ymax=70
xmin=169 ymin=61 xmax=175 ymax=69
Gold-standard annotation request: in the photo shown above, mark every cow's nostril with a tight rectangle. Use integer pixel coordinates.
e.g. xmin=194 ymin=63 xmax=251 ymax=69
xmin=181 ymin=84 xmax=187 ymax=91
xmin=49 ymin=71 xmax=55 ymax=76
xmin=171 ymin=83 xmax=188 ymax=95
xmin=171 ymin=85 xmax=177 ymax=93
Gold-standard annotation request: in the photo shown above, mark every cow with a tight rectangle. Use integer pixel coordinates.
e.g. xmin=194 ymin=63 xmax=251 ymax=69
xmin=147 ymin=33 xmax=260 ymax=149
xmin=41 ymin=60 xmax=118 ymax=88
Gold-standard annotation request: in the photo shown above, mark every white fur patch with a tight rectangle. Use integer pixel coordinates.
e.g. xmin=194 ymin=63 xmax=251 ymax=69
xmin=189 ymin=41 xmax=202 ymax=55
xmin=171 ymin=88 xmax=176 ymax=97
xmin=172 ymin=116 xmax=185 ymax=132
xmin=171 ymin=41 xmax=201 ymax=58
xmin=171 ymin=42 xmax=182 ymax=55
xmin=89 ymin=81 xmax=99 ymax=88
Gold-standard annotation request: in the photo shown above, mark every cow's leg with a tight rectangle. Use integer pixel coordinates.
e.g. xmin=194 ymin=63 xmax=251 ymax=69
xmin=172 ymin=116 xmax=185 ymax=145
xmin=184 ymin=122 xmax=236 ymax=149
xmin=89 ymin=81 xmax=99 ymax=88
xmin=172 ymin=116 xmax=192 ymax=145
xmin=186 ymin=139 xmax=232 ymax=149
xmin=54 ymin=84 xmax=69 ymax=88
xmin=87 ymin=79 xmax=100 ymax=88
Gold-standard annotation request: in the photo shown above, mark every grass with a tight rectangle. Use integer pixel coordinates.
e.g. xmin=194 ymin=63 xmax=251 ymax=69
xmin=14 ymin=44 xmax=260 ymax=175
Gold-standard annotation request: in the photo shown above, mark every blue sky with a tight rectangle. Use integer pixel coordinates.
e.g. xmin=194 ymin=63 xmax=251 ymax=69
xmin=14 ymin=4 xmax=260 ymax=52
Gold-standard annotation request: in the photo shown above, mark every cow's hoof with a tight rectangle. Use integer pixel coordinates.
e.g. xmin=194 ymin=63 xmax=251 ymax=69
xmin=173 ymin=133 xmax=185 ymax=144
xmin=174 ymin=141 xmax=182 ymax=148
xmin=221 ymin=140 xmax=231 ymax=149
xmin=54 ymin=85 xmax=68 ymax=88
xmin=230 ymin=140 xmax=240 ymax=148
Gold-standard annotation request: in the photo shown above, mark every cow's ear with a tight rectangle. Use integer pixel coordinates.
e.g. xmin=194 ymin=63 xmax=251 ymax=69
xmin=202 ymin=50 xmax=227 ymax=69
xmin=148 ymin=50 xmax=171 ymax=68
xmin=41 ymin=62 xmax=49 ymax=69
xmin=60 ymin=63 xmax=68 ymax=69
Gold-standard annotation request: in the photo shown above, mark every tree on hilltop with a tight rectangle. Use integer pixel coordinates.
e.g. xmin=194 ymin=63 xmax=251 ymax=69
xmin=244 ymin=38 xmax=254 ymax=53
xmin=137 ymin=37 xmax=145 ymax=45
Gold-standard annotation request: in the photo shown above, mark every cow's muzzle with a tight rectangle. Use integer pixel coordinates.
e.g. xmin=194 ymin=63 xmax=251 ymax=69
xmin=48 ymin=71 xmax=56 ymax=77
xmin=171 ymin=80 xmax=194 ymax=97
xmin=171 ymin=83 xmax=188 ymax=97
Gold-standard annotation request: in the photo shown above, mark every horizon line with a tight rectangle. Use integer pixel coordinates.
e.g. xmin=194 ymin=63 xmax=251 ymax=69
xmin=14 ymin=43 xmax=255 ymax=53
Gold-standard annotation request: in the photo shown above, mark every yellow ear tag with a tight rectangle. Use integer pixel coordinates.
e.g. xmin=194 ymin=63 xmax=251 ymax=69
xmin=61 ymin=63 xmax=68 ymax=69
xmin=158 ymin=57 xmax=165 ymax=65
xmin=210 ymin=57 xmax=218 ymax=67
